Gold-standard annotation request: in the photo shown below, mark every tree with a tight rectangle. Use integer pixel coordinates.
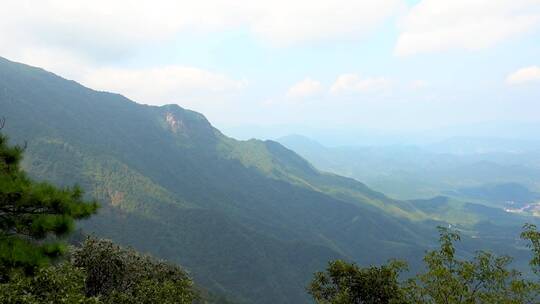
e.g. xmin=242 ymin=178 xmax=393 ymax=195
xmin=71 ymin=237 xmax=199 ymax=303
xmin=0 ymin=124 xmax=98 ymax=279
xmin=309 ymin=225 xmax=540 ymax=304
xmin=403 ymin=226 xmax=534 ymax=304
xmin=0 ymin=262 xmax=99 ymax=304
xmin=308 ymin=259 xmax=407 ymax=304
xmin=0 ymin=238 xmax=202 ymax=304
xmin=521 ymin=223 xmax=540 ymax=275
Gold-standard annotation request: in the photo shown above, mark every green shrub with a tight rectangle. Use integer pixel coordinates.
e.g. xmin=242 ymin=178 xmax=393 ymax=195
xmin=71 ymin=237 xmax=198 ymax=303
xmin=0 ymin=263 xmax=99 ymax=304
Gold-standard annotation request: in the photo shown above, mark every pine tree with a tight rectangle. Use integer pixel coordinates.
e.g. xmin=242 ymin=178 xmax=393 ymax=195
xmin=0 ymin=120 xmax=98 ymax=279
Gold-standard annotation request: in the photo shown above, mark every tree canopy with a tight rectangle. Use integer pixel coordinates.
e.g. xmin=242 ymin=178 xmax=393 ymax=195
xmin=0 ymin=125 xmax=98 ymax=278
xmin=0 ymin=237 xmax=200 ymax=304
xmin=309 ymin=225 xmax=540 ymax=304
xmin=72 ymin=237 xmax=198 ymax=303
xmin=308 ymin=259 xmax=407 ymax=304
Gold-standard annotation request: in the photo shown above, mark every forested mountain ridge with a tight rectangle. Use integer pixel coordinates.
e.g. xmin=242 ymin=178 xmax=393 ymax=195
xmin=278 ymin=134 xmax=540 ymax=202
xmin=0 ymin=56 xmax=533 ymax=303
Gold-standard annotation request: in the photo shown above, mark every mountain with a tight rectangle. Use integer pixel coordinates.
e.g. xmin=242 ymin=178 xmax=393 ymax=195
xmin=0 ymin=57 xmax=534 ymax=303
xmin=277 ymin=135 xmax=540 ymax=200
xmin=445 ymin=183 xmax=540 ymax=209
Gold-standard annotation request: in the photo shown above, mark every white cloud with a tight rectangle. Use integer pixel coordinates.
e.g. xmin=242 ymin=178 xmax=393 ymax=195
xmin=506 ymin=66 xmax=540 ymax=85
xmin=287 ymin=78 xmax=323 ymax=98
xmin=3 ymin=47 xmax=96 ymax=81
xmin=0 ymin=0 xmax=405 ymax=108
xmin=81 ymin=66 xmax=247 ymax=105
xmin=395 ymin=0 xmax=540 ymax=56
xmin=249 ymin=0 xmax=404 ymax=46
xmin=0 ymin=0 xmax=244 ymax=61
xmin=330 ymin=74 xmax=392 ymax=94
xmin=0 ymin=0 xmax=405 ymax=59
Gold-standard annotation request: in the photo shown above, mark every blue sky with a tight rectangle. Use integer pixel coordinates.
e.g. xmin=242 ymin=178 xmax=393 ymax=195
xmin=1 ymin=0 xmax=539 ymax=141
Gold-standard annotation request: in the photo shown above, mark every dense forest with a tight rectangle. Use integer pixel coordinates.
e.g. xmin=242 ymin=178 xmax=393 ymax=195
xmin=1 ymin=57 xmax=540 ymax=303
xmin=0 ymin=129 xmax=216 ymax=303
xmin=3 ymin=131 xmax=540 ymax=303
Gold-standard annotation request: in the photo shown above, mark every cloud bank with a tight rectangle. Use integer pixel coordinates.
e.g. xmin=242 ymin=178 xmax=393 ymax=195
xmin=395 ymin=0 xmax=540 ymax=56
xmin=0 ymin=0 xmax=404 ymax=59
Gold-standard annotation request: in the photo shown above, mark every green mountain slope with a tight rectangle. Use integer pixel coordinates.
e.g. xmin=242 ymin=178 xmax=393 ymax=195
xmin=0 ymin=57 xmax=532 ymax=303
xmin=277 ymin=134 xmax=540 ymax=200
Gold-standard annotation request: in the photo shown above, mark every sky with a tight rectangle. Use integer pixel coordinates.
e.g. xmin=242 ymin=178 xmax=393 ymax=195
xmin=1 ymin=0 xmax=539 ymax=141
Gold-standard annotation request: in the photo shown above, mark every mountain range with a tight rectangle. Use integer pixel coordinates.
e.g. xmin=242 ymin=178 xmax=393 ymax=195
xmin=277 ymin=134 xmax=540 ymax=201
xmin=0 ymin=57 xmax=535 ymax=303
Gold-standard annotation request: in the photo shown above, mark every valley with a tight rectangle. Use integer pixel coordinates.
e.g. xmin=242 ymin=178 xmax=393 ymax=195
xmin=1 ymin=56 xmax=538 ymax=303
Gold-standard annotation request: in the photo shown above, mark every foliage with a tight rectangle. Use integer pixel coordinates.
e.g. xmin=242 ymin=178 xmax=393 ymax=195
xmin=0 ymin=131 xmax=99 ymax=279
xmin=71 ymin=237 xmax=198 ymax=303
xmin=521 ymin=223 xmax=540 ymax=275
xmin=0 ymin=262 xmax=99 ymax=304
xmin=308 ymin=259 xmax=407 ymax=304
xmin=310 ymin=225 xmax=540 ymax=304
xmin=0 ymin=238 xmax=200 ymax=303
xmin=403 ymin=226 xmax=536 ymax=304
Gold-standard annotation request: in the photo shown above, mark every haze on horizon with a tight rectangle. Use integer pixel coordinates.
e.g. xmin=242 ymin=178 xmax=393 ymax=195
xmin=1 ymin=0 xmax=539 ymax=142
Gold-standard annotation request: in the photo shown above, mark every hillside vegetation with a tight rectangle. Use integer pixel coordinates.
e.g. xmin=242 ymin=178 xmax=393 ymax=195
xmin=1 ymin=56 xmax=537 ymax=303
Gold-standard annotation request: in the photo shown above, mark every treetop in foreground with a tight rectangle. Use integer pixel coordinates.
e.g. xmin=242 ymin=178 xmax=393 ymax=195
xmin=0 ymin=129 xmax=99 ymax=277
xmin=310 ymin=225 xmax=540 ymax=304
